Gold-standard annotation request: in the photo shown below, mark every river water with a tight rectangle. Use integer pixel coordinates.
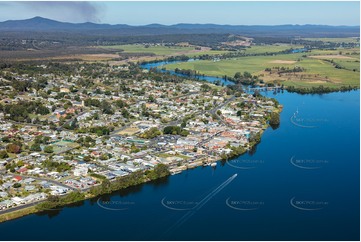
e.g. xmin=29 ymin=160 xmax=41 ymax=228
xmin=0 ymin=61 xmax=359 ymax=240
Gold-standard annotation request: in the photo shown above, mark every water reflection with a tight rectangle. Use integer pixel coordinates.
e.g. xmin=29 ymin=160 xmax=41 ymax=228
xmin=248 ymin=143 xmax=258 ymax=155
xmin=35 ymin=200 xmax=85 ymax=219
xmin=270 ymin=122 xmax=280 ymax=130
xmin=88 ymin=175 xmax=170 ymax=206
xmin=35 ymin=208 xmax=62 ymax=219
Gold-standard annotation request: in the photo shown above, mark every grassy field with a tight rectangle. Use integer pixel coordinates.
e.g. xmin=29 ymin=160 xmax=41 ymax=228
xmin=100 ymin=44 xmax=233 ymax=58
xmin=240 ymin=44 xmax=304 ymax=54
xmin=164 ymin=48 xmax=360 ymax=88
xmin=100 ymin=44 xmax=196 ymax=56
xmin=98 ymin=43 xmax=303 ymax=58
xmin=333 ymin=59 xmax=360 ymax=72
xmin=165 ymin=53 xmax=304 ymax=77
xmin=186 ymin=50 xmax=230 ymax=57
xmin=51 ymin=141 xmax=79 ymax=154
xmin=0 ymin=206 xmax=39 ymax=223
xmin=308 ymin=48 xmax=360 ymax=56
xmin=157 ymin=153 xmax=189 ymax=159
xmin=302 ymin=37 xmax=360 ymax=43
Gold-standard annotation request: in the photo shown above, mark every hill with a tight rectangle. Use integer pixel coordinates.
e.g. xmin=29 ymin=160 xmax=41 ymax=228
xmin=0 ymin=17 xmax=359 ymax=38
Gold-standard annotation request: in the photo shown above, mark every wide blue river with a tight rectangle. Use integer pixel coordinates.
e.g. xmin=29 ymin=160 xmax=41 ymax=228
xmin=0 ymin=61 xmax=359 ymax=240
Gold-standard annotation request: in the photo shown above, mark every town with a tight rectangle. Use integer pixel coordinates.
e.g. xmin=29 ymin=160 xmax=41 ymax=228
xmin=0 ymin=61 xmax=281 ymax=218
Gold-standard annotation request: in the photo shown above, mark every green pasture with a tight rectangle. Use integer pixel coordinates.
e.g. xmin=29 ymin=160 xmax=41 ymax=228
xmin=100 ymin=44 xmax=194 ymax=56
xmin=302 ymin=37 xmax=360 ymax=43
xmin=164 ymin=51 xmax=360 ymax=88
xmin=241 ymin=44 xmax=304 ymax=54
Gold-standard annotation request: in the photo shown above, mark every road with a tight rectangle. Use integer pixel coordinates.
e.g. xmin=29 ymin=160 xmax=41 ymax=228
xmin=198 ymin=131 xmax=222 ymax=147
xmin=5 ymin=120 xmax=44 ymax=128
xmin=111 ymin=94 xmax=235 ymax=149
xmin=110 ymin=92 xmax=200 ymax=137
xmin=0 ymin=199 xmax=44 ymax=215
xmin=60 ymin=110 xmax=88 ymax=130
xmin=0 ymin=173 xmax=76 ymax=215
xmin=208 ymin=95 xmax=236 ymax=126
xmin=0 ymin=171 xmax=76 ymax=191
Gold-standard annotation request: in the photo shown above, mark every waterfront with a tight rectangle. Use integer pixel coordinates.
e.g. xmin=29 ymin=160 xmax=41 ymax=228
xmin=142 ymin=60 xmax=236 ymax=86
xmin=0 ymin=83 xmax=359 ymax=240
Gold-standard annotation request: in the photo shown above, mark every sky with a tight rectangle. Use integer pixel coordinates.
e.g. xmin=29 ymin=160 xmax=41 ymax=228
xmin=0 ymin=1 xmax=359 ymax=26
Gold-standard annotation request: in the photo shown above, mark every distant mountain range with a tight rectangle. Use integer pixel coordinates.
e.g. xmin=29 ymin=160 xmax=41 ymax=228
xmin=0 ymin=17 xmax=359 ymax=37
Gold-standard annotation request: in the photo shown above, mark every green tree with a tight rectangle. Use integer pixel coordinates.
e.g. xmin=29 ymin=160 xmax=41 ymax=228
xmin=121 ymin=108 xmax=130 ymax=119
xmin=83 ymin=156 xmax=91 ymax=162
xmin=181 ymin=121 xmax=187 ymax=128
xmin=44 ymin=145 xmax=54 ymax=153
xmin=243 ymin=71 xmax=252 ymax=79
xmin=13 ymin=183 xmax=21 ymax=188
xmin=146 ymin=164 xmax=170 ymax=180
xmin=101 ymin=100 xmax=113 ymax=115
xmin=153 ymin=164 xmax=170 ymax=177
xmin=115 ymin=99 xmax=127 ymax=108
xmin=269 ymin=112 xmax=280 ymax=129
xmin=148 ymin=95 xmax=156 ymax=103
xmin=130 ymin=143 xmax=140 ymax=153
xmin=30 ymin=143 xmax=42 ymax=151
xmin=101 ymin=179 xmax=112 ymax=194
xmin=200 ymin=84 xmax=211 ymax=92
xmin=140 ymin=127 xmax=161 ymax=139
xmin=6 ymin=143 xmax=21 ymax=154
xmin=1 ymin=136 xmax=10 ymax=143
xmin=36 ymin=105 xmax=50 ymax=115
xmin=0 ymin=150 xmax=9 ymax=159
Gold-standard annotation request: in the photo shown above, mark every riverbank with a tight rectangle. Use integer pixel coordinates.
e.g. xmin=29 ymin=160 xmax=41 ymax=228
xmin=0 ymin=206 xmax=39 ymax=223
xmin=0 ymin=165 xmax=171 ymax=223
xmin=0 ymin=153 xmax=237 ymax=223
xmin=285 ymin=85 xmax=359 ymax=94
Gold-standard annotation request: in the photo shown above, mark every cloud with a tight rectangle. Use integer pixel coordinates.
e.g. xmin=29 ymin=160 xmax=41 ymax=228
xmin=14 ymin=1 xmax=103 ymax=23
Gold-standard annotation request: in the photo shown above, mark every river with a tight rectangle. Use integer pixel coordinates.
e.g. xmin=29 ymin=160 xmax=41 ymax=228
xmin=0 ymin=60 xmax=359 ymax=240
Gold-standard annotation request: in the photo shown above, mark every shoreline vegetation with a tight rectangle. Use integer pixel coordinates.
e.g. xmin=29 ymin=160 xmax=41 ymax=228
xmin=0 ymin=164 xmax=171 ymax=223
xmin=144 ymin=62 xmax=359 ymax=94
xmin=285 ymin=85 xmax=358 ymax=94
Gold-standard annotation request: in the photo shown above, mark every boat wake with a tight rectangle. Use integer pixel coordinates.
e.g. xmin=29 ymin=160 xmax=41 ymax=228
xmin=161 ymin=173 xmax=238 ymax=238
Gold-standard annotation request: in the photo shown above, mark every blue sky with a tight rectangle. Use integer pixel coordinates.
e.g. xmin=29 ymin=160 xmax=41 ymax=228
xmin=0 ymin=1 xmax=359 ymax=26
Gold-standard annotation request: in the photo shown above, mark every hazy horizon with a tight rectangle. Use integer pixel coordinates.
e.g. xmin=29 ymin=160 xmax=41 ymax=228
xmin=0 ymin=1 xmax=359 ymax=26
xmin=1 ymin=15 xmax=360 ymax=27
